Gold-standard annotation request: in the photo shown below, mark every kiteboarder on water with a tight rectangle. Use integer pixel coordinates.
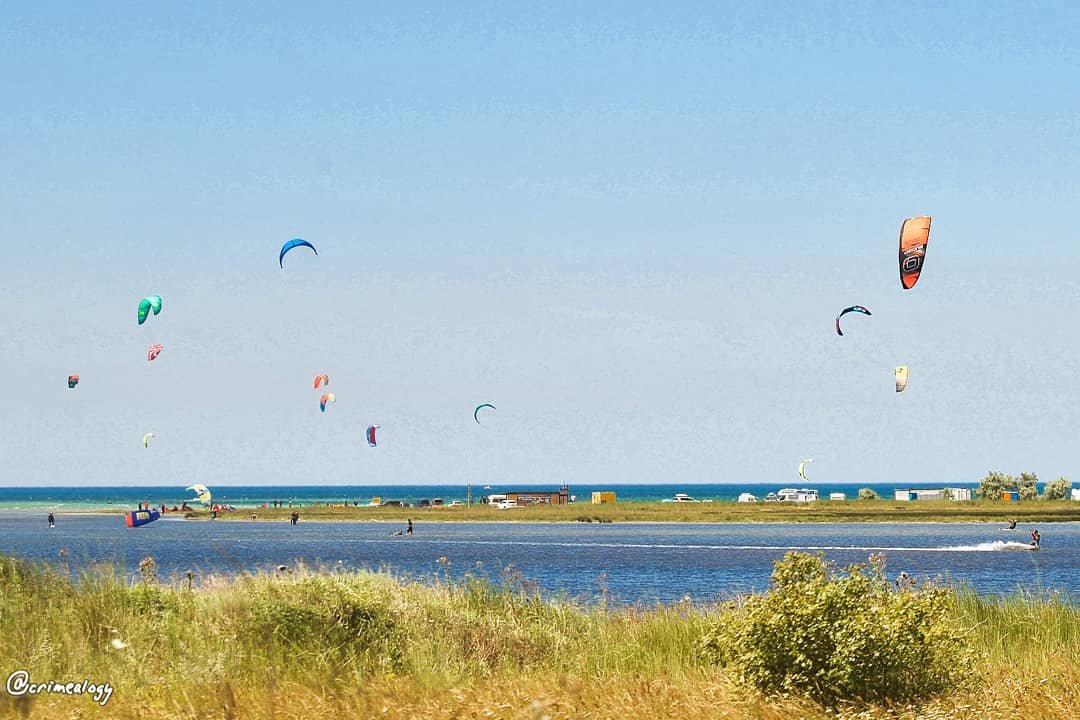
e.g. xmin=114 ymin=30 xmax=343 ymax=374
xmin=1006 ymin=519 xmax=1017 ymax=530
xmin=48 ymin=512 xmax=55 ymax=528
xmin=1030 ymin=529 xmax=1041 ymax=549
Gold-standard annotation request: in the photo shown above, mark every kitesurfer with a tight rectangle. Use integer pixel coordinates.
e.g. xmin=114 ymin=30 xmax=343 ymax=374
xmin=1006 ymin=519 xmax=1017 ymax=530
xmin=407 ymin=518 xmax=414 ymax=535
xmin=48 ymin=512 xmax=55 ymax=528
xmin=1031 ymin=529 xmax=1041 ymax=548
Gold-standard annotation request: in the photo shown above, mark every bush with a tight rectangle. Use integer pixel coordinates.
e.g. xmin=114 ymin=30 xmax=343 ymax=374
xmin=700 ymin=553 xmax=973 ymax=706
xmin=857 ymin=488 xmax=877 ymax=501
xmin=1043 ymin=476 xmax=1071 ymax=501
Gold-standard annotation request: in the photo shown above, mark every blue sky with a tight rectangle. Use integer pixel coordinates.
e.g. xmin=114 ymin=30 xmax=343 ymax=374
xmin=3 ymin=2 xmax=1080 ymax=487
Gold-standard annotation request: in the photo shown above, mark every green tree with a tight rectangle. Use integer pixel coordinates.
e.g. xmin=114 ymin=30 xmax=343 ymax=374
xmin=1043 ymin=476 xmax=1072 ymax=500
xmin=857 ymin=488 xmax=878 ymax=500
xmin=975 ymin=470 xmax=1013 ymax=500
xmin=1017 ymin=472 xmax=1039 ymax=501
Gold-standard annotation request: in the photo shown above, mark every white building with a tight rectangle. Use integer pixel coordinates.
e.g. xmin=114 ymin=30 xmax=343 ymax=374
xmin=895 ymin=487 xmax=971 ymax=502
xmin=777 ymin=488 xmax=819 ymax=502
xmin=829 ymin=492 xmax=846 ymax=501
xmin=737 ymin=492 xmax=757 ymax=503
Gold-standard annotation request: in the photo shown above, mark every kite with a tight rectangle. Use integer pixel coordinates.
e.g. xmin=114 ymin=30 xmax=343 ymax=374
xmin=125 ymin=509 xmax=160 ymax=528
xmin=68 ymin=374 xmax=79 ymax=389
xmin=279 ymin=239 xmax=317 ymax=268
xmin=147 ymin=344 xmax=163 ymax=362
xmin=474 ymin=403 xmax=495 ymax=424
xmin=313 ymin=373 xmax=329 ymax=389
xmin=835 ymin=305 xmax=872 ymax=336
xmin=895 ymin=366 xmax=909 ymax=393
xmin=320 ymin=392 xmax=336 ymax=412
xmin=798 ymin=458 xmax=813 ymax=483
xmin=366 ymin=424 xmax=380 ymax=447
xmin=142 ymin=432 xmax=155 ymax=448
xmin=186 ymin=484 xmax=212 ymax=505
xmin=898 ymin=216 xmax=931 ymax=290
xmin=137 ymin=295 xmax=163 ymax=325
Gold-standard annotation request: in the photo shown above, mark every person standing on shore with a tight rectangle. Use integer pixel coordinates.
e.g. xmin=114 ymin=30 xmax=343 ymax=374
xmin=407 ymin=518 xmax=414 ymax=535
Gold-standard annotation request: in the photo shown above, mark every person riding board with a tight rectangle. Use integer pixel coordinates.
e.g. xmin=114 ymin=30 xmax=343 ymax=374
xmin=1006 ymin=519 xmax=1016 ymax=530
xmin=1030 ymin=529 xmax=1041 ymax=548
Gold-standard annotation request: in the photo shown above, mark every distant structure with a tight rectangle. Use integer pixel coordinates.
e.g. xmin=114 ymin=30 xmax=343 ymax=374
xmin=894 ymin=488 xmax=972 ymax=502
xmin=592 ymin=491 xmax=616 ymax=504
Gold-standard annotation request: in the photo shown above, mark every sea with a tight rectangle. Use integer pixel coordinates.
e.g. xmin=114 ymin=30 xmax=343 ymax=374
xmin=0 ymin=483 xmax=1073 ymax=606
xmin=0 ymin=482 xmax=992 ymax=511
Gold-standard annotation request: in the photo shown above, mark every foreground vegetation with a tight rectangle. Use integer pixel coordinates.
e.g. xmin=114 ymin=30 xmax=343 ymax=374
xmin=1 ymin=552 xmax=1078 ymax=719
xmin=177 ymin=498 xmax=1080 ymax=524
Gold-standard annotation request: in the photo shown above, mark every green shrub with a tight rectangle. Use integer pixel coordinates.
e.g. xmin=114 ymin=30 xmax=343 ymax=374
xmin=857 ymin=488 xmax=877 ymax=500
xmin=1043 ymin=476 xmax=1071 ymax=501
xmin=700 ymin=552 xmax=973 ymax=706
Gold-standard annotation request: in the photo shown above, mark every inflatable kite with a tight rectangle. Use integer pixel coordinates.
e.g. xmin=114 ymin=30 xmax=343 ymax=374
xmin=137 ymin=295 xmax=163 ymax=325
xmin=898 ymin=216 xmax=931 ymax=289
xmin=279 ymin=239 xmax=317 ymax=268
xmin=895 ymin=366 xmax=909 ymax=393
xmin=186 ymin=484 xmax=212 ymax=505
xmin=313 ymin=373 xmax=329 ymax=390
xmin=366 ymin=424 xmax=380 ymax=447
xmin=320 ymin=392 xmax=335 ymax=412
xmin=67 ymin=374 xmax=79 ymax=389
xmin=474 ymin=403 xmax=495 ymax=424
xmin=835 ymin=305 xmax=872 ymax=336
xmin=125 ymin=509 xmax=160 ymax=528
xmin=147 ymin=344 xmax=163 ymax=362
xmin=141 ymin=432 xmax=155 ymax=448
xmin=798 ymin=458 xmax=813 ymax=482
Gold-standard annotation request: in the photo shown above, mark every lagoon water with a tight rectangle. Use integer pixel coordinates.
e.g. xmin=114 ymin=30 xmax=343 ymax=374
xmin=2 ymin=514 xmax=1075 ymax=604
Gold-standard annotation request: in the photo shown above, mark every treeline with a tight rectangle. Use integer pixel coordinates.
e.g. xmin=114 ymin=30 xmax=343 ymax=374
xmin=976 ymin=470 xmax=1072 ymax=501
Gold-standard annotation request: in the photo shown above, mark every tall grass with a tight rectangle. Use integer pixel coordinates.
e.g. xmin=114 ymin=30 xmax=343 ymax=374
xmin=1 ymin=553 xmax=1077 ymax=719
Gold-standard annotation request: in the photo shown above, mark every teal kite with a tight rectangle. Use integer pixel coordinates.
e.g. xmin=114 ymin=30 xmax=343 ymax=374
xmin=137 ymin=295 xmax=163 ymax=325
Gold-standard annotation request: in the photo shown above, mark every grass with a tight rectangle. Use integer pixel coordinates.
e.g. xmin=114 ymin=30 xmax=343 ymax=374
xmin=1 ymin=553 xmax=1078 ymax=719
xmin=169 ymin=498 xmax=1080 ymax=524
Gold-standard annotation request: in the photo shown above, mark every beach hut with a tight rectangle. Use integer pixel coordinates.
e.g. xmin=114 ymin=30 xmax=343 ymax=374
xmin=1002 ymin=491 xmax=1019 ymax=503
xmin=829 ymin=492 xmax=846 ymax=501
xmin=591 ymin=491 xmax=616 ymax=504
xmin=737 ymin=492 xmax=757 ymax=503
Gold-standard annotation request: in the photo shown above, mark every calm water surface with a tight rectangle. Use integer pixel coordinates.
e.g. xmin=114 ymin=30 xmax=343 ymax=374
xmin=2 ymin=515 xmax=1074 ymax=604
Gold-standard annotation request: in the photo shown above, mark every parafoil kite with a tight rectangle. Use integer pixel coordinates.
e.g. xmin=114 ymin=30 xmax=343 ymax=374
xmin=798 ymin=458 xmax=813 ymax=482
xmin=835 ymin=305 xmax=872 ymax=336
xmin=137 ymin=295 xmax=163 ymax=325
xmin=68 ymin=374 xmax=79 ymax=389
xmin=142 ymin=432 xmax=155 ymax=448
xmin=898 ymin=216 xmax=931 ymax=290
xmin=320 ymin=392 xmax=336 ymax=412
xmin=186 ymin=484 xmax=212 ymax=505
xmin=895 ymin=366 xmax=909 ymax=393
xmin=279 ymin=239 xmax=317 ymax=268
xmin=314 ymin=373 xmax=329 ymax=389
xmin=474 ymin=403 xmax=495 ymax=424
xmin=147 ymin=344 xmax=163 ymax=362
xmin=366 ymin=424 xmax=380 ymax=447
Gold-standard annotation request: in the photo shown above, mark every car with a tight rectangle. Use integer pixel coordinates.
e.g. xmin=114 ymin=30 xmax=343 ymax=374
xmin=494 ymin=500 xmax=519 ymax=509
xmin=415 ymin=499 xmax=432 ymax=508
xmin=446 ymin=500 xmax=464 ymax=507
xmin=380 ymin=499 xmax=407 ymax=508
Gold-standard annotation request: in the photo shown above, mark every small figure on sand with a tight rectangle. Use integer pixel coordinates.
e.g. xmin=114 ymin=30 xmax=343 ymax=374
xmin=48 ymin=512 xmax=55 ymax=528
xmin=290 ymin=511 xmax=299 ymax=525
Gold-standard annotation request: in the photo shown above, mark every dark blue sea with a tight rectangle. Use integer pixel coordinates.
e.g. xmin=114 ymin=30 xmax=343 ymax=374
xmin=1 ymin=513 xmax=1073 ymax=605
xmin=0 ymin=482 xmax=987 ymax=511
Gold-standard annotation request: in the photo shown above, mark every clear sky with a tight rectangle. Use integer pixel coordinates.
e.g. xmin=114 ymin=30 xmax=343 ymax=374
xmin=4 ymin=2 xmax=1080 ymax=488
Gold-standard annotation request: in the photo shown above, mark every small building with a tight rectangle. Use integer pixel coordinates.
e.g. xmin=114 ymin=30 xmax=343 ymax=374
xmin=1002 ymin=491 xmax=1019 ymax=503
xmin=895 ymin=488 xmax=972 ymax=502
xmin=1072 ymin=488 xmax=1080 ymax=501
xmin=504 ymin=485 xmax=572 ymax=506
xmin=829 ymin=492 xmax=846 ymax=501
xmin=737 ymin=492 xmax=757 ymax=503
xmin=592 ymin=491 xmax=616 ymax=504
